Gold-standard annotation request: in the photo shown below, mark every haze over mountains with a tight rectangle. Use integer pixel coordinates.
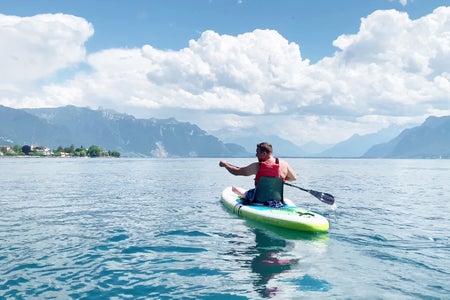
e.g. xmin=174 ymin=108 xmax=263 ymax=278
xmin=0 ymin=105 xmax=449 ymax=158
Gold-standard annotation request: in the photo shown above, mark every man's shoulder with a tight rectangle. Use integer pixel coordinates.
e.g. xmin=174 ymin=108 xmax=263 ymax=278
xmin=276 ymin=157 xmax=286 ymax=163
xmin=277 ymin=158 xmax=291 ymax=167
xmin=242 ymin=161 xmax=260 ymax=170
xmin=248 ymin=161 xmax=260 ymax=168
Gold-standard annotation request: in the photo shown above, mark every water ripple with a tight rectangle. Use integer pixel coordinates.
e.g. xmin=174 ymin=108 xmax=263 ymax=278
xmin=1 ymin=158 xmax=449 ymax=299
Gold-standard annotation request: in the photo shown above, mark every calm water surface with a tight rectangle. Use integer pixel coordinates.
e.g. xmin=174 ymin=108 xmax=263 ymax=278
xmin=1 ymin=158 xmax=449 ymax=299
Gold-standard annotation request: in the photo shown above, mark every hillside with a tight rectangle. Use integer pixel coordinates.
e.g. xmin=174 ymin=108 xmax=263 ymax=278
xmin=2 ymin=104 xmax=449 ymax=158
xmin=0 ymin=105 xmax=249 ymax=157
xmin=363 ymin=116 xmax=450 ymax=158
xmin=318 ymin=125 xmax=405 ymax=158
xmin=227 ymin=134 xmax=309 ymax=157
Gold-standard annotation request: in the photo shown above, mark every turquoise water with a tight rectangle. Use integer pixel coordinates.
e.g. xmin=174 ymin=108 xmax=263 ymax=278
xmin=1 ymin=158 xmax=449 ymax=299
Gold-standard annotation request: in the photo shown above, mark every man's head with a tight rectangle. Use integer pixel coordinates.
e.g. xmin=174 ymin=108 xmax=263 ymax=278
xmin=256 ymin=142 xmax=273 ymax=162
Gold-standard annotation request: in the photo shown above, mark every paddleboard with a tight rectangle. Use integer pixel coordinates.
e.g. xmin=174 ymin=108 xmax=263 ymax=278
xmin=221 ymin=186 xmax=329 ymax=233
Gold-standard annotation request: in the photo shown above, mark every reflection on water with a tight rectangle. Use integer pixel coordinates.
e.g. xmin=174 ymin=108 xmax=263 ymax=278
xmin=243 ymin=221 xmax=331 ymax=298
xmin=250 ymin=228 xmax=299 ymax=298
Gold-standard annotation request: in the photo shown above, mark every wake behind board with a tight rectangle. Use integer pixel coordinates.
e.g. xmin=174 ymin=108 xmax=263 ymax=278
xmin=221 ymin=186 xmax=329 ymax=233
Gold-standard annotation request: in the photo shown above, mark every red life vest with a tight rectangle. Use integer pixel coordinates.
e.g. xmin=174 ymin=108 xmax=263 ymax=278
xmin=254 ymin=158 xmax=282 ymax=186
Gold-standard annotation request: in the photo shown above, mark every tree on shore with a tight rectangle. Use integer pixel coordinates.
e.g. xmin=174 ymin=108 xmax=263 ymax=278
xmin=13 ymin=145 xmax=23 ymax=155
xmin=87 ymin=145 xmax=102 ymax=157
xmin=22 ymin=145 xmax=32 ymax=155
xmin=4 ymin=144 xmax=120 ymax=157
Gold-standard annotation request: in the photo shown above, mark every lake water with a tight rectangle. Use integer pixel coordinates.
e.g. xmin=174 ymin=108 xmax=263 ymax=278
xmin=1 ymin=158 xmax=449 ymax=299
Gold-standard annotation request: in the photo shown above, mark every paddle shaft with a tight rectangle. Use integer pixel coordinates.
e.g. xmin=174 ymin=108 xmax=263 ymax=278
xmin=284 ymin=182 xmax=335 ymax=205
xmin=284 ymin=182 xmax=309 ymax=193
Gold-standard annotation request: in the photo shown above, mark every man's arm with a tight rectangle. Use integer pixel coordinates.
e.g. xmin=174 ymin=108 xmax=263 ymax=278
xmin=219 ymin=160 xmax=258 ymax=176
xmin=284 ymin=163 xmax=297 ymax=181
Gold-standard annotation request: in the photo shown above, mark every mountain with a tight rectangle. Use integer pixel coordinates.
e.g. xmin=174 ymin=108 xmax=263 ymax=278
xmin=219 ymin=125 xmax=407 ymax=158
xmin=299 ymin=141 xmax=334 ymax=155
xmin=363 ymin=116 xmax=450 ymax=158
xmin=3 ymin=104 xmax=448 ymax=158
xmin=0 ymin=105 xmax=249 ymax=157
xmin=317 ymin=125 xmax=405 ymax=158
xmin=0 ymin=105 xmax=74 ymax=146
xmin=226 ymin=134 xmax=310 ymax=157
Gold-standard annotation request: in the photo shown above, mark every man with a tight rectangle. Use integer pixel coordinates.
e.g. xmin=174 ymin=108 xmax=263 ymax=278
xmin=219 ymin=142 xmax=297 ymax=202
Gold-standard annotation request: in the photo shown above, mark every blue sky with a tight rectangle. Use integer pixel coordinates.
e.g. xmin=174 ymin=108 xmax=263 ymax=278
xmin=1 ymin=0 xmax=450 ymax=146
xmin=2 ymin=0 xmax=447 ymax=62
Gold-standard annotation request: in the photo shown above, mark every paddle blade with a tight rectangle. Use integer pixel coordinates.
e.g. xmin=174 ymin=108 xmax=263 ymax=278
xmin=309 ymin=190 xmax=335 ymax=205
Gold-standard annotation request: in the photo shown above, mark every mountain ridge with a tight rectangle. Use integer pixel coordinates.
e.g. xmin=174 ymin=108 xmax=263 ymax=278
xmin=1 ymin=105 xmax=249 ymax=157
xmin=363 ymin=115 xmax=450 ymax=158
xmin=1 ymin=104 xmax=449 ymax=158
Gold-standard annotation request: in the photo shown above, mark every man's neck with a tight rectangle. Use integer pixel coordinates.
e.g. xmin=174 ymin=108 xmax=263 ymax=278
xmin=259 ymin=155 xmax=274 ymax=163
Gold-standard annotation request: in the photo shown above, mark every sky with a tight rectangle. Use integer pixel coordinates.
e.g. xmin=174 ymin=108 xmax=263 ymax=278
xmin=1 ymin=0 xmax=450 ymax=146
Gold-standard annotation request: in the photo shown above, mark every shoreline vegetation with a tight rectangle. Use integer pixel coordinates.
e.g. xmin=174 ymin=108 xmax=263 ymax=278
xmin=0 ymin=144 xmax=120 ymax=158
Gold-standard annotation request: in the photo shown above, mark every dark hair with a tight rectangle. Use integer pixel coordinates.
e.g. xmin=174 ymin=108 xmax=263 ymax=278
xmin=257 ymin=142 xmax=273 ymax=154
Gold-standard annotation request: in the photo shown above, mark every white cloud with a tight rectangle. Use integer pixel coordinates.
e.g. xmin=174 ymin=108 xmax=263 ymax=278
xmin=325 ymin=7 xmax=450 ymax=119
xmin=1 ymin=7 xmax=450 ymax=145
xmin=0 ymin=13 xmax=93 ymax=85
xmin=141 ymin=29 xmax=311 ymax=113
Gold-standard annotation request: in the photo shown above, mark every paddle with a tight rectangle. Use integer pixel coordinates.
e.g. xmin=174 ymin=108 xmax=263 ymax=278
xmin=284 ymin=182 xmax=335 ymax=205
